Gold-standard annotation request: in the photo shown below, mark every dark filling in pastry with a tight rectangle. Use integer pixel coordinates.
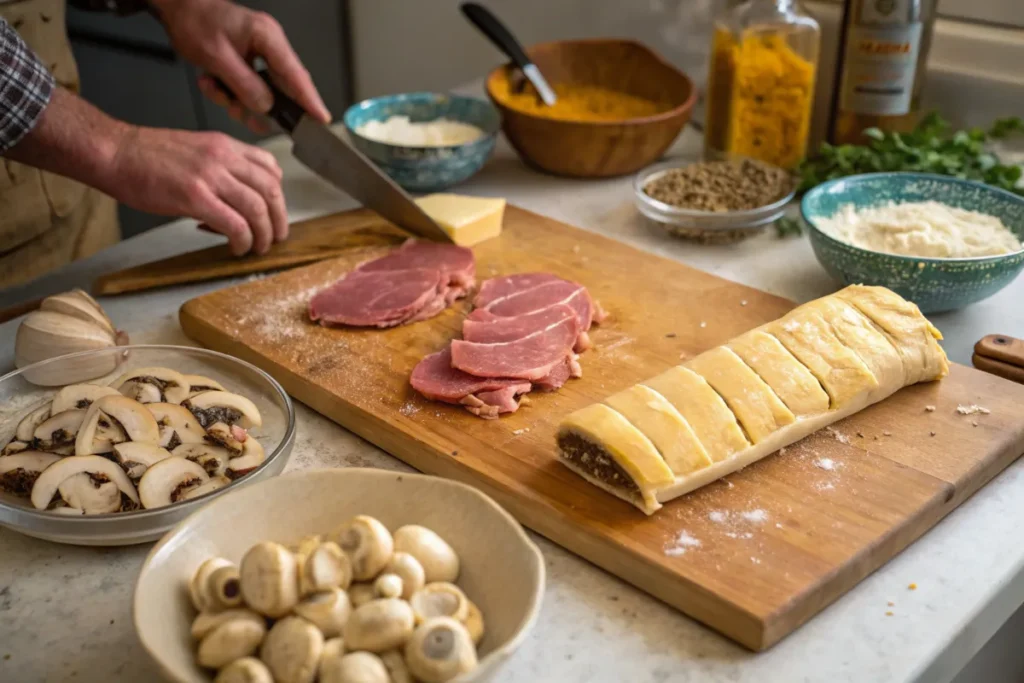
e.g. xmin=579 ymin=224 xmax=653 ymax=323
xmin=557 ymin=432 xmax=640 ymax=496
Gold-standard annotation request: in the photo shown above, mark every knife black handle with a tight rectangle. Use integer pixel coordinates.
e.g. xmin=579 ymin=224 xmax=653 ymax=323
xmin=210 ymin=69 xmax=305 ymax=133
xmin=460 ymin=2 xmax=532 ymax=69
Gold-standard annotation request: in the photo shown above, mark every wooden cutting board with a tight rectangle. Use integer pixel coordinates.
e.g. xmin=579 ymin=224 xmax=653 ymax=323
xmin=179 ymin=206 xmax=1024 ymax=651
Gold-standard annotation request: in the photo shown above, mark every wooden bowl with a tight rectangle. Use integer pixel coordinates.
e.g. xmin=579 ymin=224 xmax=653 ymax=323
xmin=485 ymin=39 xmax=696 ymax=178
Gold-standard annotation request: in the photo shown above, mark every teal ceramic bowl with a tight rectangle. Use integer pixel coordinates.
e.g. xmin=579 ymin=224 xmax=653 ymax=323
xmin=802 ymin=173 xmax=1024 ymax=313
xmin=343 ymin=92 xmax=500 ymax=192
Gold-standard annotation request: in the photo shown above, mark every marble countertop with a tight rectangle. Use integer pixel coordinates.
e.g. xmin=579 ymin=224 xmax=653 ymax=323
xmin=2 ymin=123 xmax=1024 ymax=683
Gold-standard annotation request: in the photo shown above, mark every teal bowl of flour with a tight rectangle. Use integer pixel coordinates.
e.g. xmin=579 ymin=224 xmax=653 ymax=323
xmin=344 ymin=93 xmax=500 ymax=192
xmin=801 ymin=173 xmax=1024 ymax=313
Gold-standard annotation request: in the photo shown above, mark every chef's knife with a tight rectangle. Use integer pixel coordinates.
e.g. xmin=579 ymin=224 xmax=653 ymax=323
xmin=240 ymin=70 xmax=451 ymax=243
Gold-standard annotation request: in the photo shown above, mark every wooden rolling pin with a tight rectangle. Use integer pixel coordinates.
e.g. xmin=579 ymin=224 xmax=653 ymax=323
xmin=973 ymin=334 xmax=1024 ymax=384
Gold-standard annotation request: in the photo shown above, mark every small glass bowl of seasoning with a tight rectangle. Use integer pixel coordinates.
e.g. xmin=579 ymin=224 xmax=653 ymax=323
xmin=634 ymin=158 xmax=796 ymax=243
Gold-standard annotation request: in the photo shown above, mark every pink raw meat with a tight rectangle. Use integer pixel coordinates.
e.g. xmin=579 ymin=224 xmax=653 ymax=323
xmin=359 ymin=240 xmax=476 ymax=287
xmin=309 ymin=268 xmax=443 ymax=328
xmin=410 ymin=348 xmax=530 ymax=403
xmin=463 ymin=384 xmax=532 ymax=419
xmin=450 ymin=315 xmax=578 ymax=380
xmin=533 ymin=354 xmax=582 ymax=392
xmin=462 ymin=304 xmax=576 ymax=343
xmin=473 ymin=272 xmax=561 ymax=308
xmin=473 ymin=279 xmax=595 ymax=352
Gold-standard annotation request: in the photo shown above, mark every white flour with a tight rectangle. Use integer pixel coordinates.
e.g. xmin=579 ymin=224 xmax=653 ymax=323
xmin=355 ymin=116 xmax=483 ymax=147
xmin=664 ymin=531 xmax=702 ymax=557
xmin=819 ymin=200 xmax=1021 ymax=258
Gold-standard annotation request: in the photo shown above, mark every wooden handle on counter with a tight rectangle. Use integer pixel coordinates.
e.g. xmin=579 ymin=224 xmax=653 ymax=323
xmin=93 ymin=210 xmax=408 ymax=296
xmin=972 ymin=334 xmax=1024 ymax=384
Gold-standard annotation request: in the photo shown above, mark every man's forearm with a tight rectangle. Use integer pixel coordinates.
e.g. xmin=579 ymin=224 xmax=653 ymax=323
xmin=4 ymin=87 xmax=130 ymax=195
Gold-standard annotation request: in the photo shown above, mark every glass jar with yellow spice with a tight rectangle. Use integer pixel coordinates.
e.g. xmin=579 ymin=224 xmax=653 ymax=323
xmin=703 ymin=0 xmax=820 ymax=171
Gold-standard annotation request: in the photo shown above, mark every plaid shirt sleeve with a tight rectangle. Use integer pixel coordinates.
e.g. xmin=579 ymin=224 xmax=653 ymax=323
xmin=0 ymin=18 xmax=54 ymax=154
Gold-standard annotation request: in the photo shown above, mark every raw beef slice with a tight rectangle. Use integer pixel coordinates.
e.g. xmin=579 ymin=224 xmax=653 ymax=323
xmin=359 ymin=240 xmax=476 ymax=287
xmin=462 ymin=304 xmax=577 ymax=344
xmin=473 ymin=272 xmax=561 ymax=308
xmin=410 ymin=348 xmax=531 ymax=418
xmin=309 ymin=268 xmax=443 ymax=328
xmin=450 ymin=315 xmax=579 ymax=381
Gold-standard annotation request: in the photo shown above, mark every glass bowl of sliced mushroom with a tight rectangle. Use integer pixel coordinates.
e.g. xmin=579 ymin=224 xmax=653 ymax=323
xmin=0 ymin=344 xmax=295 ymax=545
xmin=134 ymin=468 xmax=545 ymax=683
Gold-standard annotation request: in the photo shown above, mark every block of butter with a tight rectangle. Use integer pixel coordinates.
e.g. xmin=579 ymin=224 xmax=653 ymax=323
xmin=415 ymin=193 xmax=506 ymax=246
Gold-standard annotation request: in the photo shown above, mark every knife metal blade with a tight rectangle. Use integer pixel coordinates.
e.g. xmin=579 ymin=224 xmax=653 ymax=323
xmin=289 ymin=118 xmax=452 ymax=243
xmin=244 ymin=70 xmax=451 ymax=243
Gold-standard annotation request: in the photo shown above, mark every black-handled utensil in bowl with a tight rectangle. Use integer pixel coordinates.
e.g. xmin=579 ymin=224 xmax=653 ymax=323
xmin=460 ymin=2 xmax=557 ymax=106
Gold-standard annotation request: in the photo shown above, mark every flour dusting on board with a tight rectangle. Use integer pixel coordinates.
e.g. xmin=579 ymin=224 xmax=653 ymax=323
xmin=231 ymin=284 xmax=323 ymax=342
xmin=814 ymin=458 xmax=838 ymax=471
xmin=664 ymin=531 xmax=701 ymax=557
xmin=741 ymin=509 xmax=768 ymax=523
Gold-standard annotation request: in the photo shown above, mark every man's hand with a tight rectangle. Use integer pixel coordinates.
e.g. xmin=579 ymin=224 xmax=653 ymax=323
xmin=106 ymin=126 xmax=288 ymax=255
xmin=150 ymin=0 xmax=330 ymax=133
xmin=5 ymin=88 xmax=288 ymax=255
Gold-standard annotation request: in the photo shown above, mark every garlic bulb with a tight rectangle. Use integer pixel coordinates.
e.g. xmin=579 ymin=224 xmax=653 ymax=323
xmin=15 ymin=290 xmax=128 ymax=386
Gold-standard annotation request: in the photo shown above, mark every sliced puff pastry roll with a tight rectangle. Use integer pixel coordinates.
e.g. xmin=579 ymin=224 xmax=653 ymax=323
xmin=556 ymin=285 xmax=949 ymax=514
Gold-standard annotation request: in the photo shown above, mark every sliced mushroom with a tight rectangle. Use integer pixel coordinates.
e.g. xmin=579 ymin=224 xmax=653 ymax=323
xmin=404 ymin=617 xmax=477 ymax=683
xmin=384 ymin=553 xmax=425 ymax=600
xmin=147 ymin=403 xmax=206 ymax=449
xmin=320 ymin=651 xmax=388 ymax=683
xmin=58 ymin=472 xmax=122 ymax=514
xmin=192 ymin=608 xmax=263 ymax=640
xmin=190 ymin=557 xmax=235 ymax=612
xmin=173 ymin=443 xmax=231 ymax=478
xmin=111 ymin=366 xmax=190 ymax=405
xmin=33 ymin=409 xmax=86 ymax=450
xmin=76 ymin=395 xmax=159 ymax=455
xmin=348 ymin=583 xmax=376 ymax=608
xmin=1 ymin=440 xmax=30 ymax=456
xmin=207 ymin=565 xmax=244 ymax=610
xmin=112 ymin=442 xmax=173 ymax=481
xmin=343 ymin=598 xmax=415 ymax=653
xmin=240 ymin=541 xmax=299 ymax=618
xmin=380 ymin=650 xmax=414 ymax=683
xmin=183 ymin=374 xmax=226 ymax=397
xmin=182 ymin=475 xmax=231 ymax=501
xmin=463 ymin=601 xmax=484 ymax=646
xmin=393 ymin=526 xmax=460 ymax=584
xmin=409 ymin=583 xmax=469 ymax=624
xmin=137 ymin=457 xmax=209 ymax=509
xmin=50 ymin=384 xmax=120 ymax=414
xmin=30 ymin=455 xmax=139 ymax=511
xmin=214 ymin=657 xmax=273 ymax=683
xmin=373 ymin=574 xmax=403 ymax=600
xmin=206 ymin=421 xmax=245 ymax=456
xmin=332 ymin=515 xmax=393 ymax=581
xmin=293 ymin=588 xmax=352 ymax=638
xmin=0 ymin=451 xmax=62 ymax=495
xmin=173 ymin=442 xmax=232 ymax=475
xmin=197 ymin=613 xmax=266 ymax=670
xmin=187 ymin=391 xmax=262 ymax=429
xmin=260 ymin=616 xmax=324 ymax=683
xmin=297 ymin=541 xmax=351 ymax=596
xmin=225 ymin=439 xmax=266 ymax=480
xmin=15 ymin=403 xmax=51 ymax=441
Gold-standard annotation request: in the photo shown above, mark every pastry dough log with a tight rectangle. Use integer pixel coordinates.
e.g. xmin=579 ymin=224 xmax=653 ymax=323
xmin=556 ymin=285 xmax=948 ymax=515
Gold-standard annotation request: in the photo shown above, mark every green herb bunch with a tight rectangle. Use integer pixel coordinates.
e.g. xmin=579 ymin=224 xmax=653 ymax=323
xmin=797 ymin=113 xmax=1024 ymax=195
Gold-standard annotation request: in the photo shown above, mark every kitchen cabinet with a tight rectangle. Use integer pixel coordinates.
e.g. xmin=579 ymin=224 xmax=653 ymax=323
xmin=66 ymin=1 xmax=353 ymax=238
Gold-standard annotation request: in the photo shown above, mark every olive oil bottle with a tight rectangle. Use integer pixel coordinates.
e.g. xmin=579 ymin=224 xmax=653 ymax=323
xmin=828 ymin=0 xmax=938 ymax=145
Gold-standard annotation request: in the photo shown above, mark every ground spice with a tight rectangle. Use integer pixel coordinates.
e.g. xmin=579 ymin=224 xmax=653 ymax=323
xmin=704 ymin=28 xmax=817 ymax=170
xmin=643 ymin=159 xmax=793 ymax=212
xmin=492 ymin=77 xmax=671 ymax=122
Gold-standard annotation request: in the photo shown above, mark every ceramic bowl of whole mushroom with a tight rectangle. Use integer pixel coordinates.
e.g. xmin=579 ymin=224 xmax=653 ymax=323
xmin=0 ymin=345 xmax=295 ymax=545
xmin=134 ymin=468 xmax=545 ymax=683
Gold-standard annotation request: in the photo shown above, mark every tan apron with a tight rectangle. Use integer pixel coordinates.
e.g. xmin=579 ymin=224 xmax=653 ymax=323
xmin=0 ymin=0 xmax=119 ymax=289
